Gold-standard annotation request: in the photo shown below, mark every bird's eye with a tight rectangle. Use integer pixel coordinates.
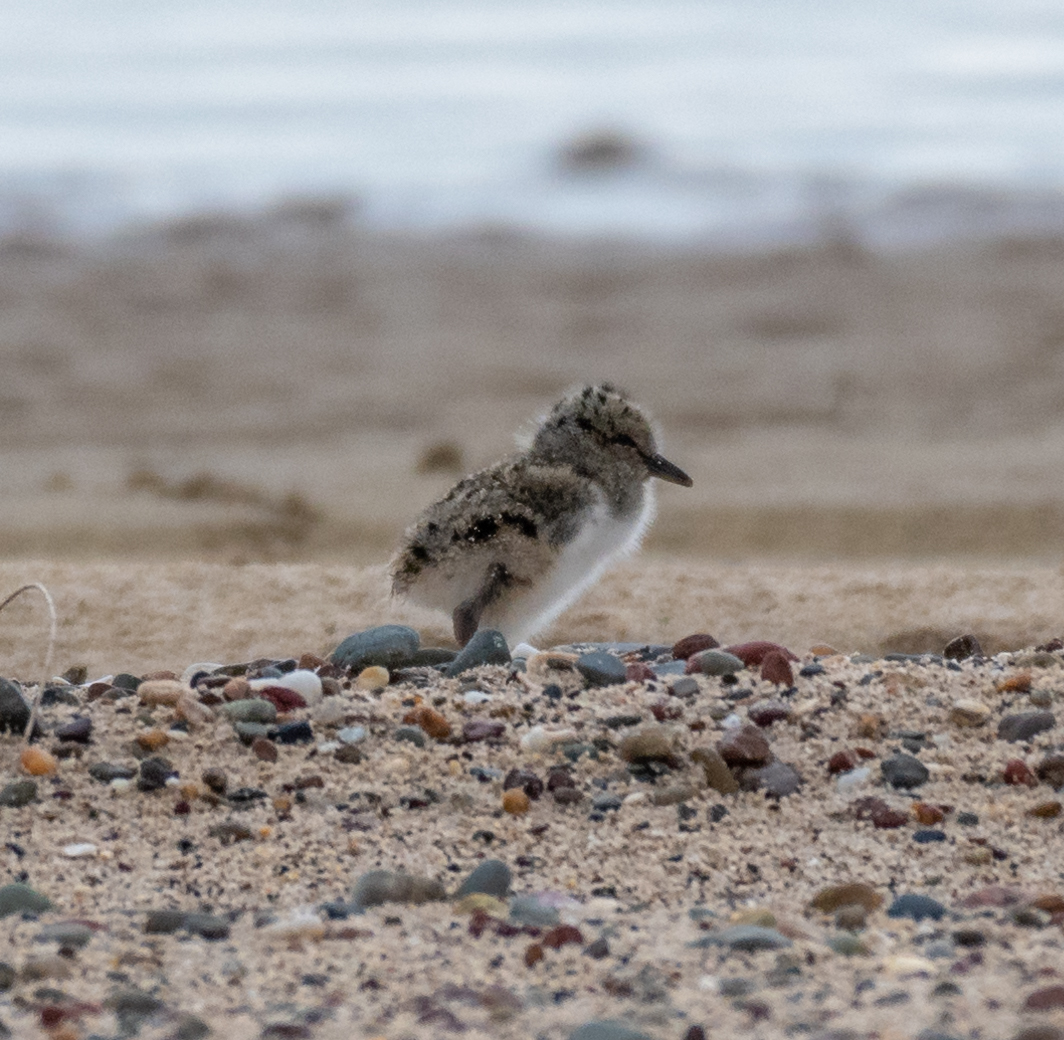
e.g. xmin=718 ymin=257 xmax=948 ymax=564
xmin=611 ymin=433 xmax=638 ymax=449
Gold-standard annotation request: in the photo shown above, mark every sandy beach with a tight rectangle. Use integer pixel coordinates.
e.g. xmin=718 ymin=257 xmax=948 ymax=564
xmin=2 ymin=213 xmax=1064 ymax=1040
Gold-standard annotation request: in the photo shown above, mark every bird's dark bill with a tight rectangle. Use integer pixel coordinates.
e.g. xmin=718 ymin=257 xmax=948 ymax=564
xmin=644 ymin=453 xmax=693 ymax=487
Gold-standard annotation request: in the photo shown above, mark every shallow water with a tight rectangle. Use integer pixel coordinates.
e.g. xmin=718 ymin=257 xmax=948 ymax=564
xmin=5 ymin=0 xmax=1064 ymax=243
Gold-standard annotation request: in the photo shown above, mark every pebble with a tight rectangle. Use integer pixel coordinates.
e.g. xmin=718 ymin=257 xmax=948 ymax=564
xmin=1025 ymin=986 xmax=1064 ymax=1011
xmin=836 ymin=766 xmax=872 ymax=791
xmin=618 ymin=723 xmax=675 ymax=763
xmin=502 ymin=789 xmax=531 ymax=814
xmin=690 ymin=746 xmax=739 ymax=794
xmin=445 ymin=629 xmax=511 ymax=677
xmin=725 ymin=641 xmax=799 ymax=667
xmin=251 ymin=736 xmax=278 ymax=761
xmin=668 ymin=676 xmax=700 ymax=699
xmin=690 ymin=649 xmax=745 ymax=676
xmin=138 ymin=755 xmax=177 ymax=791
xmin=520 ymin=725 xmax=577 ymax=752
xmin=810 ymin=882 xmax=883 ymax=914
xmin=275 ymin=720 xmax=313 ymax=744
xmin=455 ymin=859 xmax=511 ymax=899
xmin=355 ymin=665 xmax=390 ymax=690
xmin=137 ymin=679 xmax=188 ymax=706
xmin=222 ymin=676 xmax=252 ymax=700
xmin=717 ymin=724 xmax=771 ymax=766
xmin=250 ymin=668 xmax=322 ymax=705
xmin=0 ymin=780 xmax=37 ymax=807
xmin=745 ymin=760 xmax=803 ymax=797
xmin=35 ymin=921 xmax=95 ymax=949
xmin=671 ymin=633 xmax=720 ymax=659
xmin=89 ymin=761 xmax=136 ymax=783
xmin=887 ymin=894 xmax=947 ymax=921
xmin=350 ymin=869 xmax=447 ymax=909
xmin=880 ymin=752 xmax=930 ymax=789
xmin=463 ymin=719 xmax=506 ymax=742
xmin=331 ymin=624 xmax=420 ymax=672
xmin=510 ymin=894 xmax=561 ymax=927
xmin=760 ymin=651 xmax=794 ymax=686
xmin=220 ymin=698 xmax=277 ymax=724
xmin=503 ymin=767 xmax=544 ymax=799
xmin=569 ymin=1022 xmax=654 ymax=1040
xmin=0 ymin=678 xmax=31 ymax=733
xmin=393 ymin=725 xmax=427 ymax=748
xmin=405 ymin=705 xmax=452 ymax=740
xmin=0 ymin=882 xmax=53 ymax=918
xmin=337 ymin=725 xmax=367 ymax=745
xmin=950 ymin=699 xmax=991 ymax=727
xmin=694 ymin=924 xmax=792 ymax=951
xmin=998 ymin=711 xmax=1055 ymax=743
xmin=747 ymin=699 xmax=791 ymax=727
xmin=136 ymin=728 xmax=170 ymax=752
xmin=55 ymin=715 xmax=92 ymax=742
xmin=175 ymin=691 xmax=214 ymax=727
xmin=1037 ymin=753 xmax=1064 ymax=788
xmin=576 ymin=651 xmax=628 ymax=687
xmin=943 ymin=633 xmax=983 ymax=660
xmin=21 ymin=746 xmax=57 ymax=776
xmin=312 ymin=696 xmax=345 ymax=725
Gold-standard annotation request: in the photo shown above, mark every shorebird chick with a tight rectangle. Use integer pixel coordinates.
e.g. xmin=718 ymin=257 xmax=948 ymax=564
xmin=391 ymin=383 xmax=692 ymax=647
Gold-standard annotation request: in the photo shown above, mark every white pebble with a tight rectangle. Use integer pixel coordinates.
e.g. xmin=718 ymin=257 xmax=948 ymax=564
xmin=317 ymin=741 xmax=341 ymax=754
xmin=250 ymin=669 xmax=322 ymax=706
xmin=463 ymin=690 xmax=492 ymax=705
xmin=109 ymin=778 xmax=132 ymax=795
xmin=261 ymin=908 xmax=326 ymax=940
xmin=512 ymin=642 xmax=540 ymax=657
xmin=337 ymin=725 xmax=367 ymax=745
xmin=720 ymin=713 xmax=743 ymax=730
xmin=312 ymin=697 xmax=345 ymax=725
xmin=520 ymin=725 xmax=577 ymax=753
xmin=62 ymin=843 xmax=98 ymax=858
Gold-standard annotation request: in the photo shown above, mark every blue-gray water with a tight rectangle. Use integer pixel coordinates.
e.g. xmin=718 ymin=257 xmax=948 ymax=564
xmin=6 ymin=0 xmax=1064 ymax=245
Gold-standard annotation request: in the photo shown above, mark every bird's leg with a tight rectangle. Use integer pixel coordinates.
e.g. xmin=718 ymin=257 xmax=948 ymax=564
xmin=452 ymin=562 xmax=513 ymax=647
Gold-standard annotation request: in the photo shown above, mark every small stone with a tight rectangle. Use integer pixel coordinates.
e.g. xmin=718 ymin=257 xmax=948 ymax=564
xmin=852 ymin=796 xmax=908 ymax=828
xmin=575 ymin=651 xmax=628 ymax=688
xmin=881 ymin=752 xmax=929 ymax=789
xmin=717 ymin=724 xmax=771 ymax=766
xmin=1036 ymin=753 xmax=1064 ymax=788
xmin=251 ymin=737 xmax=278 ymax=762
xmin=502 ymin=789 xmax=531 ymax=815
xmin=445 ymin=629 xmax=511 ymax=677
xmin=183 ymin=912 xmax=230 ymax=940
xmin=912 ymin=802 xmax=946 ymax=824
xmin=697 ymin=924 xmax=792 ymax=951
xmin=88 ymin=761 xmax=136 ymax=783
xmin=671 ymin=633 xmax=720 ymax=659
xmin=462 ymin=719 xmax=506 ymax=743
xmin=351 ymin=869 xmax=446 ymax=908
xmin=137 ymin=679 xmax=188 ymax=706
xmin=337 ymin=725 xmax=367 ymax=745
xmin=35 ymin=921 xmax=95 ymax=948
xmin=950 ymin=699 xmax=991 ymax=727
xmin=690 ymin=746 xmax=739 ymax=793
xmin=618 ymin=723 xmax=675 ymax=763
xmin=252 ymin=669 xmax=322 ymax=705
xmin=887 ymin=894 xmax=946 ymax=922
xmin=62 ymin=842 xmax=98 ymax=858
xmin=1024 ymin=986 xmax=1064 ymax=1011
xmin=144 ymin=909 xmax=188 ymax=934
xmin=998 ymin=711 xmax=1055 ymax=743
xmin=136 ymin=728 xmax=170 ymax=752
xmin=912 ymin=828 xmax=946 ymax=843
xmin=1028 ymin=800 xmax=1062 ymax=818
xmin=811 ymin=883 xmax=883 ymax=914
xmin=668 ymin=676 xmax=700 ymax=699
xmin=201 ymin=767 xmax=227 ymax=794
xmin=404 ymin=705 xmax=452 ymax=740
xmin=274 ymin=720 xmax=313 ymax=744
xmin=1003 ymin=758 xmax=1038 ymax=787
xmin=0 ymin=780 xmax=37 ymax=807
xmin=138 ymin=755 xmax=176 ymax=791
xmin=332 ymin=624 xmax=420 ymax=672
xmin=748 ymin=699 xmax=791 ymax=727
xmin=21 ymin=747 xmax=57 ymax=776
xmin=943 ymin=634 xmax=982 ymax=661
xmin=54 ymin=716 xmax=92 ymax=743
xmin=745 ymin=760 xmax=803 ymax=797
xmin=393 ymin=725 xmax=426 ymax=748
xmin=997 ymin=671 xmax=1034 ymax=693
xmin=725 ymin=641 xmax=799 ymax=667
xmin=503 ymin=767 xmax=544 ymax=799
xmin=455 ymin=859 xmax=511 ymax=899
xmin=759 ymin=651 xmax=794 ymax=686
xmin=255 ymin=685 xmax=307 ymax=712
xmin=585 ymin=937 xmax=610 ymax=959
xmin=828 ymin=750 xmax=859 ymax=774
xmin=0 ymin=679 xmax=31 ymax=734
xmin=691 ymin=649 xmax=745 ymax=676
xmin=174 ymin=691 xmax=213 ymax=727
xmin=334 ymin=744 xmax=362 ymax=764
xmin=356 ymin=666 xmax=389 ymax=690
xmin=569 ymin=1022 xmax=654 ymax=1040
xmin=220 ymin=698 xmax=277 ymax=724
xmin=0 ymin=882 xmax=53 ymax=918
xmin=222 ymin=676 xmax=252 ymax=701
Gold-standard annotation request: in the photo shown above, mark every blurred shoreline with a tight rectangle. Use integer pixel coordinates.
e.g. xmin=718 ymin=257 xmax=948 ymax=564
xmin=4 ymin=200 xmax=1064 ymax=564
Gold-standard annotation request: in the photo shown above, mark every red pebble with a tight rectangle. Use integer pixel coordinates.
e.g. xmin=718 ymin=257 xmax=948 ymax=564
xmin=1025 ymin=986 xmax=1064 ymax=1010
xmin=1003 ymin=758 xmax=1038 ymax=787
xmin=759 ymin=651 xmax=794 ymax=686
xmin=542 ymin=924 xmax=584 ymax=949
xmin=671 ymin=633 xmax=720 ymax=660
xmin=258 ymin=686 xmax=307 ymax=711
xmin=524 ymin=943 xmax=544 ymax=968
xmin=725 ymin=641 xmax=799 ymax=667
xmin=717 ymin=724 xmax=771 ymax=766
xmin=827 ymin=750 xmax=859 ymax=775
xmin=651 ymin=699 xmax=683 ymax=722
xmin=625 ymin=662 xmax=656 ymax=683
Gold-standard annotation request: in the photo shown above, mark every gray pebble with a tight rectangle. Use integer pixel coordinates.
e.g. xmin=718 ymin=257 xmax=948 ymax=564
xmin=332 ymin=625 xmax=421 ymax=672
xmin=337 ymin=725 xmax=367 ymax=745
xmin=509 ymin=895 xmax=560 ymax=927
xmin=55 ymin=715 xmax=92 ymax=743
xmin=35 ymin=921 xmax=95 ymax=948
xmin=138 ymin=755 xmax=177 ymax=792
xmin=745 ymin=760 xmax=803 ymax=797
xmin=455 ymin=858 xmax=511 ymax=899
xmin=668 ymin=677 xmax=700 ymax=698
xmin=220 ymin=698 xmax=277 ymax=724
xmin=887 ymin=893 xmax=946 ymax=921
xmin=393 ymin=725 xmax=427 ymax=748
xmin=233 ymin=721 xmax=273 ymax=744
xmin=592 ymin=793 xmax=623 ymax=812
xmin=880 ymin=752 xmax=930 ymax=789
xmin=692 ymin=924 xmax=792 ymax=951
xmin=0 ymin=882 xmax=53 ymax=918
xmin=0 ymin=780 xmax=37 ymax=807
xmin=697 ymin=650 xmax=746 ymax=676
xmin=997 ymin=711 xmax=1055 ymax=743
xmin=351 ymin=869 xmax=446 ymax=909
xmin=144 ymin=909 xmax=188 ymax=934
xmin=88 ymin=761 xmax=137 ymax=783
xmin=576 ymin=651 xmax=628 ymax=688
xmin=569 ymin=1022 xmax=655 ymax=1040
xmin=183 ymin=912 xmax=231 ymax=940
xmin=445 ymin=629 xmax=511 ymax=677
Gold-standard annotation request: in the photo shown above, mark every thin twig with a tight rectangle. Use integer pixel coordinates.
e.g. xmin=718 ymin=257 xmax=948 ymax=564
xmin=0 ymin=582 xmax=58 ymax=741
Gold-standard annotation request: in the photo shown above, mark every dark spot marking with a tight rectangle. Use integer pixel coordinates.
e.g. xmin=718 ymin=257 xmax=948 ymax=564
xmin=463 ymin=516 xmax=499 ymax=543
xmin=500 ymin=512 xmax=538 ymax=538
xmin=409 ymin=544 xmax=430 ymax=562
